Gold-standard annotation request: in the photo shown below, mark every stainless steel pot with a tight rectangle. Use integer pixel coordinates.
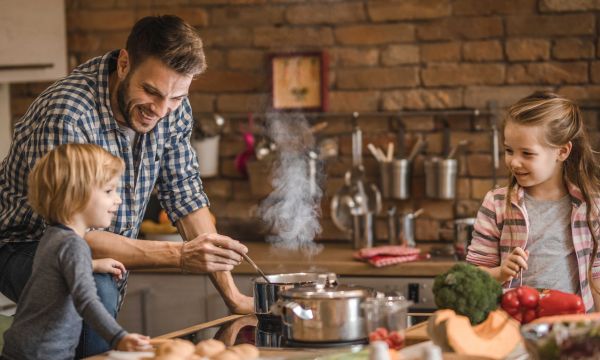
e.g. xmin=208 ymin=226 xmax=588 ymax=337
xmin=272 ymin=277 xmax=374 ymax=343
xmin=454 ymin=217 xmax=476 ymax=260
xmin=253 ymin=272 xmax=332 ymax=317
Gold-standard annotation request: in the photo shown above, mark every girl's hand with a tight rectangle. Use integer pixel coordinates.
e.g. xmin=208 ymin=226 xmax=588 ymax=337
xmin=117 ymin=333 xmax=150 ymax=351
xmin=92 ymin=258 xmax=126 ymax=280
xmin=500 ymin=247 xmax=529 ymax=283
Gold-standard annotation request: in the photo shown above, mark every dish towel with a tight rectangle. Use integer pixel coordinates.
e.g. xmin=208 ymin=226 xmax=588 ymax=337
xmin=353 ymin=245 xmax=431 ymax=268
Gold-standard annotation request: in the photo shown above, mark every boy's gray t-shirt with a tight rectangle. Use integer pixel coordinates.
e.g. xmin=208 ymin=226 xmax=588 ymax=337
xmin=519 ymin=193 xmax=580 ymax=294
xmin=2 ymin=225 xmax=126 ymax=360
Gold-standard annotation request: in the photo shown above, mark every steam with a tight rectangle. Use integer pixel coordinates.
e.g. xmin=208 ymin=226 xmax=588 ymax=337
xmin=257 ymin=113 xmax=324 ymax=254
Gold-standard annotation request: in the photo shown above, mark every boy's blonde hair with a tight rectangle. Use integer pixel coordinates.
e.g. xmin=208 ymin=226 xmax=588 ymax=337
xmin=28 ymin=144 xmax=125 ymax=224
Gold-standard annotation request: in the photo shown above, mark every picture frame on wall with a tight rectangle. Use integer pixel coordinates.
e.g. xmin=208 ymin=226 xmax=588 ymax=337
xmin=270 ymin=51 xmax=328 ymax=112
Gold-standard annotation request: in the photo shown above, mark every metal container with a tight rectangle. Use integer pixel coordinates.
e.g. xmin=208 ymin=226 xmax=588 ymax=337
xmin=273 ymin=275 xmax=374 ymax=343
xmin=424 ymin=157 xmax=457 ymax=199
xmin=352 ymin=212 xmax=374 ymax=249
xmin=379 ymin=159 xmax=411 ymax=200
xmin=253 ymin=272 xmax=331 ymax=317
xmin=454 ymin=218 xmax=476 ymax=260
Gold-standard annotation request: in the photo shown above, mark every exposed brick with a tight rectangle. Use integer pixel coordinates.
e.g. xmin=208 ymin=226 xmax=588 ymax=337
xmin=188 ymin=93 xmax=215 ymax=113
xmin=254 ymin=26 xmax=334 ymax=47
xmin=220 ymin=157 xmax=245 ymax=178
xmin=217 ymin=93 xmax=271 ymax=113
xmin=382 ymin=89 xmax=463 ymax=110
xmin=417 ymin=17 xmax=503 ymax=41
xmin=402 ymin=116 xmax=435 ymax=131
xmin=381 ymin=45 xmax=419 ymax=66
xmin=198 ymin=27 xmax=253 ymax=47
xmin=456 ymin=178 xmax=470 ymax=200
xmin=505 ymin=38 xmax=550 ymax=61
xmin=96 ymin=32 xmax=129 ymax=53
xmin=316 ymin=118 xmax=353 ymax=136
xmin=559 ymin=86 xmax=600 ymax=106
xmin=367 ymin=0 xmax=451 ymax=21
xmin=466 ymin=154 xmax=495 ymax=177
xmin=328 ymin=91 xmax=380 ymax=112
xmin=77 ymin=0 xmax=117 ymax=9
xmin=10 ymin=97 xmax=36 ymax=117
xmin=464 ymin=86 xmax=552 ymax=108
xmin=506 ymin=14 xmax=595 ymax=36
xmin=415 ymin=218 xmax=440 ymax=240
xmin=337 ymin=67 xmax=419 ymax=89
xmin=539 ymin=0 xmax=600 ymax=12
xmin=227 ymin=49 xmax=265 ymax=70
xmin=68 ymin=33 xmax=101 ymax=53
xmin=471 ymin=178 xmax=494 ymax=199
xmin=318 ymin=218 xmax=351 ymax=241
xmin=450 ymin=132 xmax=491 ymax=152
xmin=68 ymin=10 xmax=135 ymax=31
xmin=423 ymin=133 xmax=444 ymax=155
xmin=330 ymin=48 xmax=379 ymax=67
xmin=582 ymin=110 xmax=599 ymax=131
xmin=591 ymin=62 xmax=600 ymax=84
xmin=232 ymin=180 xmax=254 ymax=200
xmin=422 ymin=64 xmax=505 ymax=86
xmin=357 ymin=117 xmax=390 ymax=132
xmin=218 ymin=136 xmax=247 ymax=157
xmin=335 ymin=24 xmax=415 ymax=45
xmin=456 ymin=200 xmax=481 ymax=217
xmin=420 ymin=42 xmax=461 ymax=62
xmin=421 ymin=200 xmax=454 ymax=220
xmin=506 ymin=62 xmax=588 ymax=84
xmin=463 ymin=40 xmax=503 ymax=62
xmin=445 ymin=114 xmax=473 ymax=131
xmin=552 ymin=38 xmax=595 ymax=60
xmin=210 ymin=6 xmax=283 ymax=26
xmin=191 ymin=70 xmax=266 ymax=93
xmin=205 ymin=50 xmax=226 ymax=70
xmin=286 ymin=2 xmax=366 ymax=24
xmin=453 ymin=0 xmax=537 ymax=15
xmin=203 ymin=179 xmax=233 ymax=199
xmin=157 ymin=8 xmax=209 ymax=27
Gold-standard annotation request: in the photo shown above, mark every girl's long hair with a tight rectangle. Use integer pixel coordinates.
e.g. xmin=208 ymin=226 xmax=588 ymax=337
xmin=504 ymin=91 xmax=600 ymax=294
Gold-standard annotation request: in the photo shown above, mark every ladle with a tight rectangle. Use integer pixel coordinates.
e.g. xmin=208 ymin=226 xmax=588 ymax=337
xmin=241 ymin=252 xmax=271 ymax=284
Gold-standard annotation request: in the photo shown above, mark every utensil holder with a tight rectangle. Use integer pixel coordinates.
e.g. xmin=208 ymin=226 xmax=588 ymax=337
xmin=352 ymin=212 xmax=374 ymax=249
xmin=424 ymin=157 xmax=457 ymax=200
xmin=379 ymin=159 xmax=411 ymax=200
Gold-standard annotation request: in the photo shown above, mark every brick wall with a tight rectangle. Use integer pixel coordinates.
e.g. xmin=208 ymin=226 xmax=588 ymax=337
xmin=10 ymin=0 xmax=600 ymax=248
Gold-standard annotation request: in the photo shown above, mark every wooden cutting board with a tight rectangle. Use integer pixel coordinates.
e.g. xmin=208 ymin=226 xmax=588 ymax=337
xmin=404 ymin=320 xmax=430 ymax=346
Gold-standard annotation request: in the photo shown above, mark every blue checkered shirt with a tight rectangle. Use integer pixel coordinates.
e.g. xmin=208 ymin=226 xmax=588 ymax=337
xmin=0 ymin=50 xmax=210 ymax=247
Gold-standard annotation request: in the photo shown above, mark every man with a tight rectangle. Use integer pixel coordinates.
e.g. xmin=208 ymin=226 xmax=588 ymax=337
xmin=0 ymin=15 xmax=252 ymax=357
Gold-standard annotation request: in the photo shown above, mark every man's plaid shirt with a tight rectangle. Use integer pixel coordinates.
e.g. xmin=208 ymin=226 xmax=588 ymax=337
xmin=0 ymin=50 xmax=210 ymax=247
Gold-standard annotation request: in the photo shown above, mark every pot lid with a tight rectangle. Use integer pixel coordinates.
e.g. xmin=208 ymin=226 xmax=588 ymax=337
xmin=280 ymin=284 xmax=373 ymax=299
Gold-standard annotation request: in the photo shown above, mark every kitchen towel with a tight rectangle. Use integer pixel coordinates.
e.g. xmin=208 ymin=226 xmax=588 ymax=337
xmin=353 ymin=245 xmax=430 ymax=268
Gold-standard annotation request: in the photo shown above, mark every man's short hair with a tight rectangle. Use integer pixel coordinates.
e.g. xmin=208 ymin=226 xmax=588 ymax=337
xmin=126 ymin=15 xmax=207 ymax=76
xmin=28 ymin=144 xmax=125 ymax=225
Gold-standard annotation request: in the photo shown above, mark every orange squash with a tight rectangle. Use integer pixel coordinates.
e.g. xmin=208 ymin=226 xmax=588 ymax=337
xmin=429 ymin=309 xmax=522 ymax=360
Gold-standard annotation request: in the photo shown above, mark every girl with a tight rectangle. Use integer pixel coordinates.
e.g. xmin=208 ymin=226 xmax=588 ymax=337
xmin=466 ymin=92 xmax=600 ymax=312
xmin=2 ymin=144 xmax=149 ymax=359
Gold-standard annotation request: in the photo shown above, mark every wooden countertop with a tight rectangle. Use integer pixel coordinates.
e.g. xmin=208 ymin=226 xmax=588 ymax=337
xmin=139 ymin=242 xmax=457 ymax=277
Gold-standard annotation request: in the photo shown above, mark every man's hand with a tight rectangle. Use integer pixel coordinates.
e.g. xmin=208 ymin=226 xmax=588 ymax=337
xmin=92 ymin=258 xmax=126 ymax=280
xmin=181 ymin=233 xmax=248 ymax=273
xmin=228 ymin=294 xmax=254 ymax=315
xmin=500 ymin=247 xmax=529 ymax=283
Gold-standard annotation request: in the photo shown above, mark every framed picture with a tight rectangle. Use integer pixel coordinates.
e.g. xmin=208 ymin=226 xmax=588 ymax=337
xmin=270 ymin=51 xmax=328 ymax=112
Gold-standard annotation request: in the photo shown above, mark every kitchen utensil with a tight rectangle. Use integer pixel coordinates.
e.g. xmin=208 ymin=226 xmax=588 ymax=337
xmin=407 ymin=136 xmax=425 ymax=163
xmin=386 ymin=206 xmax=397 ymax=245
xmin=234 ymin=114 xmax=255 ymax=176
xmin=241 ymin=252 xmax=270 ymax=284
xmin=447 ymin=139 xmax=469 ymax=159
xmin=454 ymin=218 xmax=476 ymax=260
xmin=424 ymin=157 xmax=457 ymax=200
xmin=390 ymin=159 xmax=410 ymax=200
xmin=352 ymin=212 xmax=374 ymax=249
xmin=361 ymin=296 xmax=413 ymax=336
xmin=253 ymin=272 xmax=332 ymax=317
xmin=394 ymin=208 xmax=423 ymax=247
xmin=273 ymin=274 xmax=374 ymax=342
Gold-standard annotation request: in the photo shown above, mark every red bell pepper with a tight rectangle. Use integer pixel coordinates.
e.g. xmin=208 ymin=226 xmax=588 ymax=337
xmin=536 ymin=289 xmax=585 ymax=318
xmin=501 ymin=286 xmax=540 ymax=324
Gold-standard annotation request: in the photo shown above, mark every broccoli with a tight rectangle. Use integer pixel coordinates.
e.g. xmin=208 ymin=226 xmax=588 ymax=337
xmin=433 ymin=263 xmax=502 ymax=325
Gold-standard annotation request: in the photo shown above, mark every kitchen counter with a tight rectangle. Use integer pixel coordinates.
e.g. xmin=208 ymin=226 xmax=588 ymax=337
xmin=139 ymin=242 xmax=457 ymax=277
